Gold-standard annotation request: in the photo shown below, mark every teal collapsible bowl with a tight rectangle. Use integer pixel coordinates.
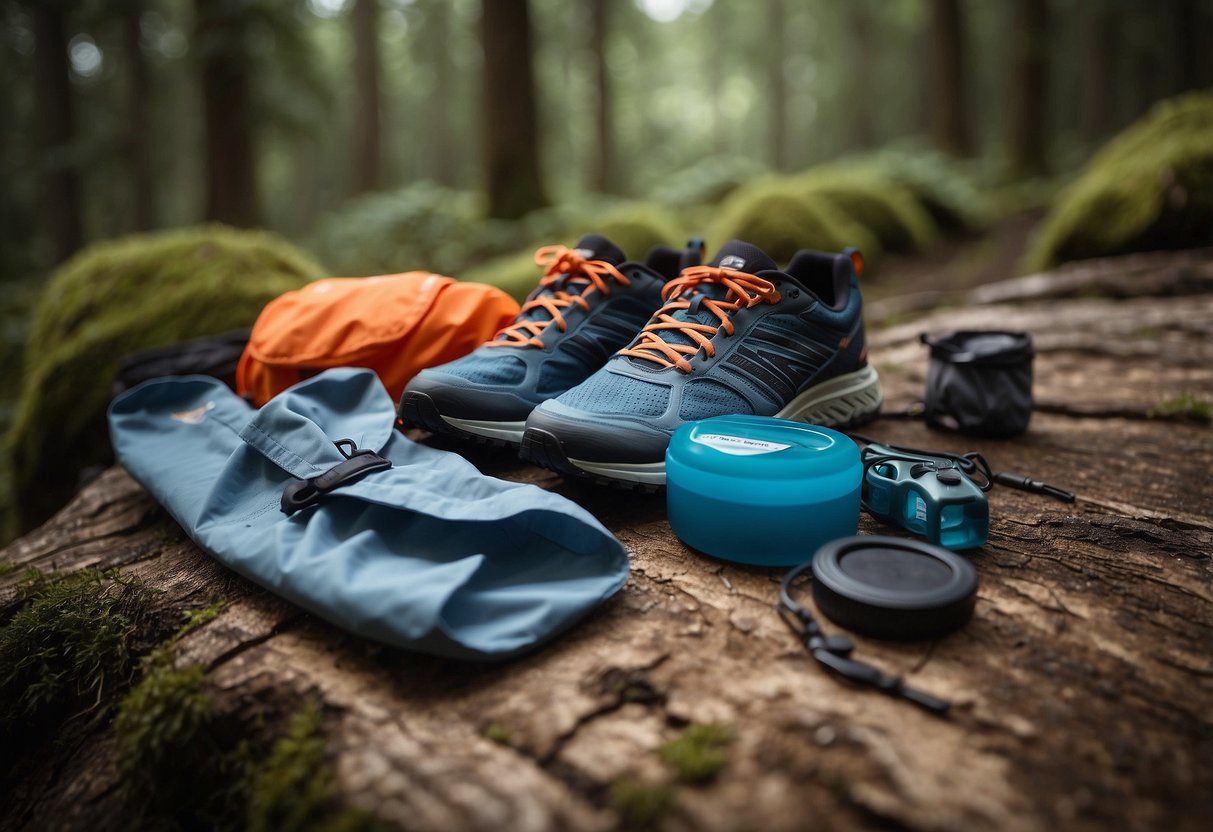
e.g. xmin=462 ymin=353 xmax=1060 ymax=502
xmin=666 ymin=415 xmax=862 ymax=567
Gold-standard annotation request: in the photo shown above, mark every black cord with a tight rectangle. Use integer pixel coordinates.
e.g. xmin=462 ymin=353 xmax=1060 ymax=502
xmin=778 ymin=562 xmax=951 ymax=716
xmin=848 ymin=432 xmax=1074 ymax=503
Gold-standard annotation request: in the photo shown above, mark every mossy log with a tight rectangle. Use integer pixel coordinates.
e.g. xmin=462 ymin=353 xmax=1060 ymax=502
xmin=2 ymin=251 xmax=1211 ymax=832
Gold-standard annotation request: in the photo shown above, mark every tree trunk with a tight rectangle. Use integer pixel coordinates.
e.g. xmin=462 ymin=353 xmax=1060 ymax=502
xmin=349 ymin=0 xmax=382 ymax=197
xmin=4 ymin=249 xmax=1212 ymax=832
xmin=32 ymin=1 xmax=83 ymax=262
xmin=588 ymin=0 xmax=615 ymax=192
xmin=926 ymin=0 xmax=971 ymax=157
xmin=846 ymin=4 xmax=876 ymax=149
xmin=195 ymin=0 xmax=259 ymax=227
xmin=124 ymin=5 xmax=155 ymax=231
xmin=1077 ymin=0 xmax=1114 ymax=144
xmin=1005 ymin=0 xmax=1049 ymax=177
xmin=426 ymin=0 xmax=455 ymax=187
xmin=1170 ymin=0 xmax=1211 ymax=95
xmin=766 ymin=0 xmax=788 ymax=170
xmin=708 ymin=0 xmax=730 ymax=155
xmin=480 ymin=0 xmax=547 ymax=219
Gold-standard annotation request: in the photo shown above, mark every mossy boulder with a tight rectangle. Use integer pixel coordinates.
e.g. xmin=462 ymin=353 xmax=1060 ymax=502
xmin=708 ymin=180 xmax=879 ymax=266
xmin=1024 ymin=93 xmax=1213 ymax=271
xmin=7 ymin=226 xmax=323 ymax=533
xmin=793 ymin=169 xmax=939 ymax=254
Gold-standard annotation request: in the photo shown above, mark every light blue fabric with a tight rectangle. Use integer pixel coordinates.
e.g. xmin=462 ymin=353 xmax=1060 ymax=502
xmin=108 ymin=368 xmax=629 ymax=659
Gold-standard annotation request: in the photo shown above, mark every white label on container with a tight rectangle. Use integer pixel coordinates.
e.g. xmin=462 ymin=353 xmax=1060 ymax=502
xmin=691 ymin=433 xmax=792 ymax=456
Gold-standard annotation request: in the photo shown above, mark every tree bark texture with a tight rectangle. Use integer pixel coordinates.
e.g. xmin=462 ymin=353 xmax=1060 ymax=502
xmin=32 ymin=1 xmax=84 ymax=262
xmin=926 ymin=0 xmax=971 ymax=157
xmin=425 ymin=0 xmax=456 ymax=187
xmin=349 ymin=0 xmax=382 ymax=197
xmin=3 ymin=250 xmax=1211 ymax=832
xmin=480 ymin=0 xmax=547 ymax=219
xmin=1005 ymin=0 xmax=1049 ymax=177
xmin=195 ymin=0 xmax=260 ymax=227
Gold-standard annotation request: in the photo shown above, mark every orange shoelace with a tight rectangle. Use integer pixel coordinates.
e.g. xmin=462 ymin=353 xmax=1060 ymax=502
xmin=485 ymin=245 xmax=631 ymax=349
xmin=618 ymin=266 xmax=781 ymax=373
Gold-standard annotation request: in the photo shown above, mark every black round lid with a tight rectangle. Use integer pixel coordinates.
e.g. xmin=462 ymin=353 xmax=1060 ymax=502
xmin=811 ymin=536 xmax=978 ymax=641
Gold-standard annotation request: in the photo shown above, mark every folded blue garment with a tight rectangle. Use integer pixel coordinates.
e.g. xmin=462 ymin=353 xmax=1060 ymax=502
xmin=108 ymin=368 xmax=629 ymax=659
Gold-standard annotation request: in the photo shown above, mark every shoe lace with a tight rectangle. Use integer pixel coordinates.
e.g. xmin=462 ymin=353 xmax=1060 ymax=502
xmin=618 ymin=265 xmax=781 ymax=373
xmin=485 ymin=245 xmax=631 ymax=349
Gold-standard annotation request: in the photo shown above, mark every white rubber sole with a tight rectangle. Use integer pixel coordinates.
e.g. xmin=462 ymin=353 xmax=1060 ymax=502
xmin=564 ymin=365 xmax=882 ymax=486
xmin=566 ymin=457 xmax=667 ymax=485
xmin=775 ymin=364 xmax=883 ymax=426
xmin=443 ymin=415 xmax=527 ymax=444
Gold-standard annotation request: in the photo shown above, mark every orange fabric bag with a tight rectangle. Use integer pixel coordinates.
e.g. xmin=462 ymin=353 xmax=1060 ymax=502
xmin=237 ymin=272 xmax=519 ymax=406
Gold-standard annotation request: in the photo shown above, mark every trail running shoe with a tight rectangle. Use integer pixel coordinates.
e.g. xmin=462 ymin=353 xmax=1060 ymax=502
xmin=399 ymin=234 xmax=699 ymax=445
xmin=519 ymin=240 xmax=882 ymax=486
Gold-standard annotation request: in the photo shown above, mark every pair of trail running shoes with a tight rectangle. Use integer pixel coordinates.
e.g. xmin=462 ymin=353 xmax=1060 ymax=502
xmin=399 ymin=235 xmax=883 ymax=489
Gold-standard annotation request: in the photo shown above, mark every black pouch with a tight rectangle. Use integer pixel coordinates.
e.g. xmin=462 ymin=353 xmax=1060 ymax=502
xmin=113 ymin=329 xmax=250 ymax=397
xmin=920 ymin=331 xmax=1034 ymax=438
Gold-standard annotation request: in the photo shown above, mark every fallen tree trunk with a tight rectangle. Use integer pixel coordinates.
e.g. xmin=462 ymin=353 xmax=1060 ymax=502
xmin=2 ymin=250 xmax=1211 ymax=832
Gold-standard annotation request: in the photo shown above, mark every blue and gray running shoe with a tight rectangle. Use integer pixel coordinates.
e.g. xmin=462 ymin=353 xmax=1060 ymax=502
xmin=519 ymin=240 xmax=882 ymax=487
xmin=399 ymin=234 xmax=698 ymax=445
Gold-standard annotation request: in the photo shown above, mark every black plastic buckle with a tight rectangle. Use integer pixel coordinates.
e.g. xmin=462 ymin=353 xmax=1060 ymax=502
xmin=281 ymin=439 xmax=392 ymax=515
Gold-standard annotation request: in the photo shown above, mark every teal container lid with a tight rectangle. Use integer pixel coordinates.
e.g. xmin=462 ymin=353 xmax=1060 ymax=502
xmin=666 ymin=415 xmax=863 ymax=566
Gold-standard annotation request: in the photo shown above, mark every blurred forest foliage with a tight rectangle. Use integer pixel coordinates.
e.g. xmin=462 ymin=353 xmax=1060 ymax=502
xmin=1 ymin=0 xmax=1211 ymax=533
xmin=4 ymin=0 xmax=1210 ymax=279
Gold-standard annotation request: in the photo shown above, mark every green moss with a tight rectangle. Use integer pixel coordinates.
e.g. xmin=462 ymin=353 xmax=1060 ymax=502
xmin=482 ymin=721 xmax=512 ymax=745
xmin=248 ymin=705 xmax=383 ymax=832
xmin=794 ymin=169 xmax=939 ymax=254
xmin=658 ymin=723 xmax=734 ymax=785
xmin=177 ymin=596 xmax=227 ymax=639
xmin=0 ymin=568 xmax=153 ymax=736
xmin=7 ymin=225 xmax=323 ymax=533
xmin=709 ymin=181 xmax=879 ymax=266
xmin=1148 ymin=393 xmax=1213 ymax=422
xmin=608 ymin=778 xmax=677 ymax=831
xmin=115 ymin=662 xmax=214 ymax=785
xmin=1025 ymin=93 xmax=1213 ymax=271
xmin=0 ymin=560 xmax=19 ymax=578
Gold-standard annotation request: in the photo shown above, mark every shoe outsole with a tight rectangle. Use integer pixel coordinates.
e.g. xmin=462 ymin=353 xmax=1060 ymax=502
xmin=519 ymin=428 xmax=663 ymax=493
xmin=398 ymin=391 xmax=518 ymax=449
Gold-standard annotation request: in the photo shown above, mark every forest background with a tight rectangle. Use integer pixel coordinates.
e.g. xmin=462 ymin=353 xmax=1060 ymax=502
xmin=0 ymin=0 xmax=1211 ymax=535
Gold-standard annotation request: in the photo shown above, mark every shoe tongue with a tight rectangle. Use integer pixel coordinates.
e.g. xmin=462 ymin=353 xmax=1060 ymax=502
xmin=572 ymin=233 xmax=626 ymax=266
xmin=709 ymin=240 xmax=778 ymax=274
xmin=624 ymin=242 xmax=778 ymax=367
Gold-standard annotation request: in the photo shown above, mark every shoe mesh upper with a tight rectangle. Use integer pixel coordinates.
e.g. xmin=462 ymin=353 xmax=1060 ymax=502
xmin=557 ymin=370 xmax=671 ymax=417
xmin=439 ymin=351 xmax=527 ymax=386
xmin=678 ymin=379 xmax=755 ymax=421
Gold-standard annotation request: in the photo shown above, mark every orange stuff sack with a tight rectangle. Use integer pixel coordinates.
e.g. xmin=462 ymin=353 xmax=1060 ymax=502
xmin=237 ymin=272 xmax=519 ymax=406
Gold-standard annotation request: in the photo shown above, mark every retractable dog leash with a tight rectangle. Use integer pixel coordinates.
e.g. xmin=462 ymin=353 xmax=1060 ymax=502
xmin=849 ymin=433 xmax=1074 ymax=549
